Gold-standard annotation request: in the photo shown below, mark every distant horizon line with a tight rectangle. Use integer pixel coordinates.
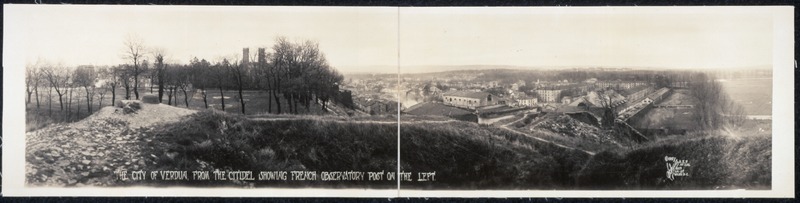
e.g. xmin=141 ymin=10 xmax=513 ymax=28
xmin=341 ymin=64 xmax=774 ymax=74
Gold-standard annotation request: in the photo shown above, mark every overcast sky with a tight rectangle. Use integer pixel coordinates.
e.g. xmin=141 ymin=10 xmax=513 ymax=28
xmin=5 ymin=6 xmax=775 ymax=73
xmin=4 ymin=5 xmax=399 ymax=73
xmin=399 ymin=7 xmax=774 ymax=72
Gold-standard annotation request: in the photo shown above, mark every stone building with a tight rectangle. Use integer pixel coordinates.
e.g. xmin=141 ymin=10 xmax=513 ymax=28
xmin=442 ymin=91 xmax=498 ymax=109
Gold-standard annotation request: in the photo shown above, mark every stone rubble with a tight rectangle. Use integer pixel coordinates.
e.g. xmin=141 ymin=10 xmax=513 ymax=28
xmin=25 ymin=118 xmax=161 ymax=186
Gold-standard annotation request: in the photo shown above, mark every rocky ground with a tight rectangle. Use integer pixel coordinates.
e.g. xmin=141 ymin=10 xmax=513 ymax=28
xmin=25 ymin=102 xmax=197 ymax=186
xmin=535 ymin=115 xmax=622 ymax=147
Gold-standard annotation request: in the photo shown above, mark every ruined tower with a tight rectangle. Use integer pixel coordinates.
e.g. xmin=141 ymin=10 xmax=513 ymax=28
xmin=242 ymin=48 xmax=250 ymax=64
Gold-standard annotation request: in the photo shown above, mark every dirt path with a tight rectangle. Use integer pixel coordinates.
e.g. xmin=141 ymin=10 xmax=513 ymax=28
xmin=498 ymin=125 xmax=596 ymax=155
xmin=501 ymin=115 xmax=529 ymax=127
xmin=481 ymin=115 xmax=515 ymax=125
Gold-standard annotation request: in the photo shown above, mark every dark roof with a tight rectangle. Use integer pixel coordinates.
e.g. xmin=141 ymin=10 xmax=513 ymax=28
xmin=404 ymin=102 xmax=473 ymax=116
xmin=442 ymin=91 xmax=492 ymax=99
xmin=538 ymin=83 xmax=588 ymax=90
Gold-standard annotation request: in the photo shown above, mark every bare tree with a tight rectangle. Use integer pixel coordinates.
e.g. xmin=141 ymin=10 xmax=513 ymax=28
xmin=123 ymin=34 xmax=147 ymax=99
xmin=25 ymin=62 xmax=42 ymax=108
xmin=163 ymin=64 xmax=181 ymax=106
xmin=688 ymin=73 xmax=745 ymax=130
xmin=153 ymin=51 xmax=167 ymax=103
xmin=108 ymin=65 xmax=125 ymax=105
xmin=176 ymin=65 xmax=193 ymax=108
xmin=230 ymin=57 xmax=248 ymax=114
xmin=212 ymin=59 xmax=232 ymax=111
xmin=95 ymin=66 xmax=112 ymax=107
xmin=268 ymin=37 xmax=294 ymax=114
xmin=41 ymin=64 xmax=70 ymax=111
xmin=189 ymin=57 xmax=211 ymax=109
xmin=254 ymin=48 xmax=274 ymax=113
xmin=120 ymin=64 xmax=133 ymax=100
xmin=73 ymin=65 xmax=98 ymax=113
xmin=595 ymin=90 xmax=619 ymax=128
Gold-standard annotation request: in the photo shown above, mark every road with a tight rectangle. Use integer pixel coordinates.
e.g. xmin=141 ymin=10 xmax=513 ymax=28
xmin=498 ymin=124 xmax=596 ymax=155
xmin=481 ymin=115 xmax=515 ymax=125
xmin=498 ymin=112 xmax=596 ymax=155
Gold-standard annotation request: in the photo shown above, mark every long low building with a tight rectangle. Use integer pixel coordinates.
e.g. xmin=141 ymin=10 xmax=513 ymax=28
xmin=442 ymin=91 xmax=498 ymax=110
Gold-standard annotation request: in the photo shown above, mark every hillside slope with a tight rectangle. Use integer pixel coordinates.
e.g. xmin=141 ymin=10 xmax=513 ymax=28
xmin=26 ymin=103 xmax=771 ymax=190
xmin=400 ymin=121 xmax=592 ymax=189
xmin=576 ymin=132 xmax=771 ymax=190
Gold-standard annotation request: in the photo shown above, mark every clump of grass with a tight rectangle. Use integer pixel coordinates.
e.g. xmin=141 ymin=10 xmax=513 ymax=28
xmin=26 ymin=113 xmax=56 ymax=132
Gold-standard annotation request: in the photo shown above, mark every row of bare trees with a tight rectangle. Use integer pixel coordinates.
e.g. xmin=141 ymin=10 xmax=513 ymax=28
xmin=688 ymin=73 xmax=747 ymax=130
xmin=26 ymin=35 xmax=348 ymax=118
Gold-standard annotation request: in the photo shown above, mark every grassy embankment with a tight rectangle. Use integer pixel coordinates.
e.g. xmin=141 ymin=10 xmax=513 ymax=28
xmin=577 ymin=130 xmax=771 ymax=190
xmin=144 ymin=110 xmax=397 ymax=188
xmin=133 ymin=109 xmax=769 ymax=189
xmin=400 ymin=121 xmax=592 ymax=189
xmin=140 ymin=110 xmax=590 ymax=189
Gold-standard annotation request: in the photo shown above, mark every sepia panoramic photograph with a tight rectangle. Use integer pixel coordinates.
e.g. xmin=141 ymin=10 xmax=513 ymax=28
xmin=13 ymin=5 xmax=400 ymax=189
xmin=3 ymin=4 xmax=794 ymax=197
xmin=396 ymin=8 xmax=775 ymax=190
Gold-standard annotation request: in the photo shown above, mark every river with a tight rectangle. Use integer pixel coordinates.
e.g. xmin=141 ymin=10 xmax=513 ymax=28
xmin=717 ymin=78 xmax=772 ymax=116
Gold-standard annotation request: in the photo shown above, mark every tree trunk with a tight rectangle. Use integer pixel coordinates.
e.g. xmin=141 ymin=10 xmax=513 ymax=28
xmin=111 ymin=86 xmax=117 ymax=106
xmin=292 ymin=94 xmax=298 ymax=114
xmin=267 ymin=90 xmax=273 ymax=113
xmin=273 ymin=80 xmax=281 ymax=114
xmin=75 ymin=93 xmax=82 ymax=119
xmin=134 ymin=72 xmax=140 ymax=99
xmin=172 ymin=87 xmax=178 ymax=106
xmin=66 ymin=88 xmax=72 ymax=118
xmin=202 ymin=89 xmax=209 ymax=109
xmin=295 ymin=94 xmax=300 ymax=114
xmin=48 ymin=88 xmax=53 ymax=116
xmin=27 ymin=90 xmax=33 ymax=104
xmin=238 ymin=85 xmax=245 ymax=114
xmin=35 ymin=86 xmax=41 ymax=109
xmin=85 ymin=86 xmax=92 ymax=113
xmin=182 ymin=88 xmax=190 ymax=107
xmin=124 ymin=84 xmax=131 ymax=100
xmin=219 ymin=86 xmax=225 ymax=111
xmin=98 ymin=93 xmax=105 ymax=108
xmin=290 ymin=93 xmax=294 ymax=113
xmin=158 ymin=78 xmax=164 ymax=103
xmin=305 ymin=94 xmax=311 ymax=111
xmin=58 ymin=93 xmax=64 ymax=111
